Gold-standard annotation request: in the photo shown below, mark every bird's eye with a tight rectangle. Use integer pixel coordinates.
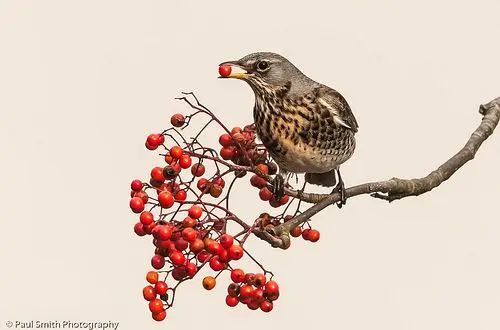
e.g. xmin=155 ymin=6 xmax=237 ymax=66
xmin=256 ymin=61 xmax=269 ymax=72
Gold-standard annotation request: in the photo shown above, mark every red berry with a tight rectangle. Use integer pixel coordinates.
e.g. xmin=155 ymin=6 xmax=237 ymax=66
xmin=186 ymin=262 xmax=197 ymax=278
xmin=227 ymin=283 xmax=240 ymax=297
xmin=228 ymin=244 xmax=244 ymax=260
xmin=182 ymin=227 xmax=197 ymax=242
xmin=247 ymin=300 xmax=260 ymax=310
xmin=170 ymin=113 xmax=185 ymax=127
xmin=244 ymin=273 xmax=256 ymax=285
xmin=162 ymin=166 xmax=179 ymax=180
xmin=188 ymin=205 xmax=203 ymax=219
xmin=218 ymin=65 xmax=232 ymax=77
xmin=220 ymin=147 xmax=235 ymax=160
xmin=218 ymin=247 xmax=230 ymax=260
xmin=253 ymin=288 xmax=266 ymax=303
xmin=148 ymin=298 xmax=164 ymax=314
xmin=174 ymin=238 xmax=189 ymax=251
xmin=169 ymin=251 xmax=186 ymax=266
xmin=256 ymin=163 xmax=269 ymax=175
xmin=279 ymin=194 xmax=289 ymax=205
xmin=239 ymin=295 xmax=253 ymax=305
xmin=209 ymin=184 xmax=223 ymax=198
xmin=143 ymin=285 xmax=156 ymax=301
xmin=206 ymin=240 xmax=223 ymax=255
xmin=129 ymin=197 xmax=145 ymax=213
xmin=146 ymin=140 xmax=157 ymax=150
xmin=260 ymin=301 xmax=273 ymax=312
xmin=130 ymin=179 xmax=143 ymax=191
xmin=250 ymin=175 xmax=267 ymax=188
xmin=134 ymin=222 xmax=146 ymax=236
xmin=218 ymin=134 xmax=232 ymax=147
xmin=301 ymin=228 xmax=311 ymax=240
xmin=219 ymin=234 xmax=234 ymax=249
xmin=179 ymin=155 xmax=192 ymax=169
xmin=189 ymin=238 xmax=204 ymax=254
xmin=139 ymin=211 xmax=154 ymax=226
xmin=197 ymin=178 xmax=210 ymax=193
xmin=307 ymin=229 xmax=320 ymax=242
xmin=231 ymin=127 xmax=242 ymax=135
xmin=264 ymin=280 xmax=279 ymax=295
xmin=158 ymin=191 xmax=174 ymax=208
xmin=134 ymin=190 xmax=149 ymax=204
xmin=230 ymin=269 xmax=245 ymax=283
xmin=152 ymin=225 xmax=172 ymax=241
xmin=196 ymin=250 xmax=210 ymax=263
xmin=212 ymin=177 xmax=225 ymax=188
xmin=254 ymin=273 xmax=267 ymax=287
xmin=202 ymin=276 xmax=216 ymax=290
xmin=290 ymin=225 xmax=302 ymax=237
xmin=146 ymin=271 xmax=159 ymax=284
xmin=142 ymin=223 xmax=156 ymax=236
xmin=259 ymin=188 xmax=273 ymax=201
xmin=239 ymin=284 xmax=254 ymax=299
xmin=147 ymin=134 xmax=163 ymax=148
xmin=209 ymin=256 xmax=226 ymax=271
xmin=183 ymin=216 xmax=197 ymax=228
xmin=175 ymin=190 xmax=187 ymax=201
xmin=164 ymin=152 xmax=173 ymax=164
xmin=152 ymin=310 xmax=167 ymax=321
xmin=150 ymin=166 xmax=165 ymax=182
xmin=191 ymin=163 xmax=205 ymax=177
xmin=151 ymin=255 xmax=165 ymax=270
xmin=170 ymin=146 xmax=184 ymax=159
xmin=269 ymin=197 xmax=282 ymax=208
xmin=166 ymin=181 xmax=180 ymax=193
xmin=154 ymin=281 xmax=168 ymax=295
xmin=155 ymin=239 xmax=173 ymax=251
xmin=225 ymin=295 xmax=239 ymax=307
xmin=172 ymin=266 xmax=187 ymax=281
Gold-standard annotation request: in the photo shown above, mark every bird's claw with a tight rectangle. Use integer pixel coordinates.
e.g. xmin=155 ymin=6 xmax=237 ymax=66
xmin=272 ymin=174 xmax=285 ymax=200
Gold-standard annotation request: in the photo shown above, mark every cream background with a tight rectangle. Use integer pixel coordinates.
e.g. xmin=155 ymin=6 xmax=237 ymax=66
xmin=1 ymin=1 xmax=499 ymax=329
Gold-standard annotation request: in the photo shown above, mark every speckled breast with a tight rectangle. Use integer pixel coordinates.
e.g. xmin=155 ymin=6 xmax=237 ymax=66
xmin=253 ymin=96 xmax=356 ymax=174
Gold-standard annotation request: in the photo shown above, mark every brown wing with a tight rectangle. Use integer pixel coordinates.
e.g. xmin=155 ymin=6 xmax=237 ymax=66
xmin=314 ymin=85 xmax=359 ymax=133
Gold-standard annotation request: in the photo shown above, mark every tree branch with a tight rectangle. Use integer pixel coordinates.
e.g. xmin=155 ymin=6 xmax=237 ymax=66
xmin=254 ymin=96 xmax=500 ymax=249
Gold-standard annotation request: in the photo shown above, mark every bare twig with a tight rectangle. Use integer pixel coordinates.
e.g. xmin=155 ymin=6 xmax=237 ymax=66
xmin=254 ymin=97 xmax=500 ymax=249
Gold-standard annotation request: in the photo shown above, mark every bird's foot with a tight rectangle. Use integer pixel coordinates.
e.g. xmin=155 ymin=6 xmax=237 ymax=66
xmin=272 ymin=174 xmax=285 ymax=200
xmin=330 ymin=170 xmax=346 ymax=208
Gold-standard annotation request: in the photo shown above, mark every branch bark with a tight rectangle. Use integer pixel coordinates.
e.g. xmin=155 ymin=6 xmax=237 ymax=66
xmin=254 ymin=96 xmax=500 ymax=249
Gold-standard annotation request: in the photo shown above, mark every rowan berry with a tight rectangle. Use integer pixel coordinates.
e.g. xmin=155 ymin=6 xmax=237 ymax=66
xmin=169 ymin=146 xmax=184 ymax=159
xmin=170 ymin=113 xmax=185 ymax=127
xmin=218 ymin=65 xmax=232 ymax=77
xmin=129 ymin=197 xmax=145 ymax=213
xmin=130 ymin=179 xmax=143 ymax=191
xmin=202 ymin=276 xmax=216 ymax=290
xmin=143 ymin=285 xmax=156 ymax=301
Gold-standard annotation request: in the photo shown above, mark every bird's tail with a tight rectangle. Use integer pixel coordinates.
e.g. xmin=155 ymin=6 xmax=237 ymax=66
xmin=304 ymin=169 xmax=337 ymax=187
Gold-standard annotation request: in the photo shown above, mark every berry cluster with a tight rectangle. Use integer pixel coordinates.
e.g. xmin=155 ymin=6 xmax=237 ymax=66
xmin=218 ymin=125 xmax=268 ymax=166
xmin=224 ymin=269 xmax=279 ymax=311
xmin=128 ymin=93 xmax=320 ymax=321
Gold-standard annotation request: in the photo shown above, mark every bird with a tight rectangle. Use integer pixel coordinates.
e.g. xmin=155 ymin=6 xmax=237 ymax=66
xmin=219 ymin=52 xmax=358 ymax=207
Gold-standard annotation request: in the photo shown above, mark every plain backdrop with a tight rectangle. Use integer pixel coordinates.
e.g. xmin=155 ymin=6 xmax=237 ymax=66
xmin=1 ymin=1 xmax=499 ymax=329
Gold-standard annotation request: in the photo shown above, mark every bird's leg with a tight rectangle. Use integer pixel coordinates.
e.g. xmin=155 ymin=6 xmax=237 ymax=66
xmin=272 ymin=169 xmax=287 ymax=200
xmin=330 ymin=168 xmax=346 ymax=208
xmin=297 ymin=180 xmax=307 ymax=199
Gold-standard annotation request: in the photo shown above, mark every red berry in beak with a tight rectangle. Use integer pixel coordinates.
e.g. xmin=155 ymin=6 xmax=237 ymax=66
xmin=218 ymin=65 xmax=232 ymax=77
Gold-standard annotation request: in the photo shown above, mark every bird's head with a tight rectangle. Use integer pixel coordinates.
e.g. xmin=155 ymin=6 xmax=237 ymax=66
xmin=219 ymin=52 xmax=303 ymax=91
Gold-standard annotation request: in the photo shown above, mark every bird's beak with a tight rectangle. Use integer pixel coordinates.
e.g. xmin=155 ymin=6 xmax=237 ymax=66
xmin=218 ymin=60 xmax=252 ymax=79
